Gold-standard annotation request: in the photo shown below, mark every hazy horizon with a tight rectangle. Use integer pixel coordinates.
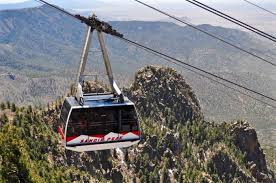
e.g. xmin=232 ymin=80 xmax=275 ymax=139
xmin=0 ymin=0 xmax=276 ymax=33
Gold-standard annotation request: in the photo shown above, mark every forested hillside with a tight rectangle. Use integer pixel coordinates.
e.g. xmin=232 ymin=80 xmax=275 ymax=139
xmin=0 ymin=66 xmax=275 ymax=182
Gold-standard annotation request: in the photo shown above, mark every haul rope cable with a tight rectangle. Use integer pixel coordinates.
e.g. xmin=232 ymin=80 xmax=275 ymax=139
xmin=33 ymin=0 xmax=276 ymax=104
xmin=132 ymin=0 xmax=276 ymax=68
xmin=34 ymin=0 xmax=276 ymax=66
xmin=36 ymin=0 xmax=276 ymax=67
xmin=182 ymin=0 xmax=276 ymax=62
xmin=183 ymin=0 xmax=276 ymax=43
xmin=242 ymin=0 xmax=276 ymax=17
xmin=117 ymin=36 xmax=276 ymax=108
xmin=117 ymin=36 xmax=276 ymax=103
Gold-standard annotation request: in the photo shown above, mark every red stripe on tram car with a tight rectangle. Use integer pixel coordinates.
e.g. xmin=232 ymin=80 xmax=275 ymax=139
xmin=66 ymin=136 xmax=78 ymax=142
xmin=88 ymin=134 xmax=105 ymax=138
xmin=58 ymin=127 xmax=65 ymax=140
xmin=130 ymin=130 xmax=141 ymax=136
xmin=120 ymin=130 xmax=140 ymax=136
xmin=66 ymin=131 xmax=141 ymax=143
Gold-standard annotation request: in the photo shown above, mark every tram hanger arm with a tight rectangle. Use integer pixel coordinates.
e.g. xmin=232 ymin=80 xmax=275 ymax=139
xmin=76 ymin=25 xmax=94 ymax=85
xmin=97 ymin=30 xmax=124 ymax=102
xmin=75 ymin=17 xmax=124 ymax=104
xmin=75 ymin=17 xmax=94 ymax=105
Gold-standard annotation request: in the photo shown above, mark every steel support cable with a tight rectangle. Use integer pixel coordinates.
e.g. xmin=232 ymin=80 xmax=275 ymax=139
xmin=36 ymin=0 xmax=276 ymax=67
xmin=116 ymin=36 xmax=276 ymax=103
xmin=117 ymin=36 xmax=276 ymax=108
xmin=33 ymin=0 xmax=276 ymax=104
xmin=132 ymin=0 xmax=276 ymax=68
xmin=242 ymin=0 xmax=276 ymax=17
xmin=184 ymin=0 xmax=276 ymax=43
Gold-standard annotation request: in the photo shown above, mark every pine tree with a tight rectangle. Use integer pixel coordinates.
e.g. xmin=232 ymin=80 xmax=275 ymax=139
xmin=124 ymin=150 xmax=129 ymax=162
xmin=0 ymin=102 xmax=6 ymax=110
xmin=11 ymin=103 xmax=16 ymax=112
xmin=55 ymin=104 xmax=59 ymax=112
xmin=6 ymin=101 xmax=11 ymax=109
xmin=1 ymin=113 xmax=9 ymax=123
xmin=47 ymin=103 xmax=50 ymax=111
xmin=27 ymin=105 xmax=33 ymax=114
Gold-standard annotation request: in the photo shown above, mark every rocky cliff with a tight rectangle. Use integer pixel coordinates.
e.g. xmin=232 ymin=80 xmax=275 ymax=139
xmin=230 ymin=121 xmax=274 ymax=182
xmin=126 ymin=65 xmax=203 ymax=126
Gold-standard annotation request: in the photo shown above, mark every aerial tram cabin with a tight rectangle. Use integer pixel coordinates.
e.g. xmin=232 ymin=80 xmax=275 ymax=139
xmin=58 ymin=18 xmax=141 ymax=152
xmin=59 ymin=96 xmax=140 ymax=152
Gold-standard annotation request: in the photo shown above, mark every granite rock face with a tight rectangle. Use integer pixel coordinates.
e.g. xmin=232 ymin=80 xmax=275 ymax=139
xmin=231 ymin=121 xmax=273 ymax=182
xmin=126 ymin=65 xmax=203 ymax=126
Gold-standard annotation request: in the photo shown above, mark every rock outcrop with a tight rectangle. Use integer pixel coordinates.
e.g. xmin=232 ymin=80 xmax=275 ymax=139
xmin=210 ymin=151 xmax=253 ymax=182
xmin=126 ymin=65 xmax=203 ymax=126
xmin=231 ymin=121 xmax=274 ymax=182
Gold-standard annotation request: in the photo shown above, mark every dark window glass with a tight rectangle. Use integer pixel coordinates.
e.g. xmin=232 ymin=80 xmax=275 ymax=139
xmin=60 ymin=100 xmax=70 ymax=122
xmin=120 ymin=106 xmax=138 ymax=133
xmin=66 ymin=109 xmax=88 ymax=137
xmin=121 ymin=125 xmax=130 ymax=132
xmin=67 ymin=107 xmax=120 ymax=137
xmin=66 ymin=105 xmax=139 ymax=137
